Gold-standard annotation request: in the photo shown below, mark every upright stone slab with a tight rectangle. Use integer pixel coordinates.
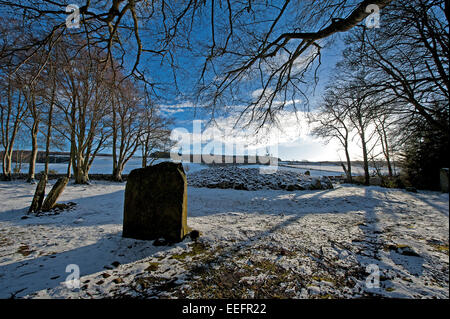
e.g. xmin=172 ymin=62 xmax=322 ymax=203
xmin=122 ymin=162 xmax=189 ymax=242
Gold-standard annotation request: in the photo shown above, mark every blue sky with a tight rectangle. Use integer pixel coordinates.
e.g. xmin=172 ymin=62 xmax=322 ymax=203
xmin=109 ymin=1 xmax=378 ymax=162
xmin=157 ymin=34 xmax=359 ymax=162
xmin=2 ymin=2 xmax=368 ymax=162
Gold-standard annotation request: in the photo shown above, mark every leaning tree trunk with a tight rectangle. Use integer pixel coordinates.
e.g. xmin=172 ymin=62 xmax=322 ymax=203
xmin=42 ymin=177 xmax=69 ymax=211
xmin=28 ymin=174 xmax=47 ymax=213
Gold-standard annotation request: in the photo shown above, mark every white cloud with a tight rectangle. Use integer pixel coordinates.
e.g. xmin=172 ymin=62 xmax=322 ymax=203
xmin=264 ymin=44 xmax=320 ymax=75
xmin=167 ymin=96 xmax=375 ymax=161
xmin=158 ymin=101 xmax=197 ymax=115
xmin=170 ymin=108 xmax=312 ymax=159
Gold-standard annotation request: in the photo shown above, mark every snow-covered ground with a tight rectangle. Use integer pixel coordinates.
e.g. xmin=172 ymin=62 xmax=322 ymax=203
xmin=188 ymin=166 xmax=333 ymax=190
xmin=0 ymin=177 xmax=448 ymax=299
xmin=281 ymin=163 xmax=398 ymax=176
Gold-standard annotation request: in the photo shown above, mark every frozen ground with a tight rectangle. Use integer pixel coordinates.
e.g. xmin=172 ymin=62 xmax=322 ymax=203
xmin=0 ymin=179 xmax=448 ymax=299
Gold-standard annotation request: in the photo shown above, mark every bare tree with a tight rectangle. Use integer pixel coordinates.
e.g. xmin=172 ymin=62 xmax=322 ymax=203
xmin=108 ymin=75 xmax=174 ymax=179
xmin=339 ymin=0 xmax=448 ymax=188
xmin=21 ymin=81 xmax=44 ymax=182
xmin=344 ymin=82 xmax=381 ymax=185
xmin=192 ymin=0 xmax=392 ymax=128
xmin=12 ymin=126 xmax=28 ymax=174
xmin=43 ymin=61 xmax=58 ymax=177
xmin=0 ymin=72 xmax=28 ymax=180
xmin=52 ymin=43 xmax=111 ymax=184
xmin=373 ymin=113 xmax=395 ymax=177
xmin=0 ymin=0 xmax=392 ymax=131
xmin=311 ymin=87 xmax=353 ymax=182
xmin=343 ymin=0 xmax=448 ymax=133
xmin=109 ymin=79 xmax=143 ymax=182
xmin=20 ymin=45 xmax=58 ymax=181
xmin=139 ymin=107 xmax=173 ymax=168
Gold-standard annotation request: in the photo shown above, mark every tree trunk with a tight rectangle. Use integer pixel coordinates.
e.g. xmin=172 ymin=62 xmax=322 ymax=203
xmin=74 ymin=167 xmax=89 ymax=184
xmin=344 ymin=145 xmax=352 ymax=183
xmin=27 ymin=121 xmax=39 ymax=182
xmin=341 ymin=162 xmax=350 ymax=180
xmin=74 ymin=155 xmax=89 ymax=184
xmin=42 ymin=177 xmax=69 ymax=211
xmin=383 ymin=134 xmax=393 ymax=177
xmin=360 ymin=132 xmax=370 ymax=185
xmin=15 ymin=150 xmax=23 ymax=173
xmin=45 ymin=101 xmax=54 ymax=177
xmin=29 ymin=174 xmax=47 ymax=213
xmin=2 ymin=150 xmax=12 ymax=181
xmin=66 ymin=156 xmax=72 ymax=178
xmin=112 ymin=166 xmax=123 ymax=182
xmin=2 ymin=153 xmax=7 ymax=180
xmin=385 ymin=152 xmax=393 ymax=177
xmin=2 ymin=128 xmax=18 ymax=180
xmin=377 ymin=120 xmax=393 ymax=177
xmin=67 ymin=146 xmax=74 ymax=178
xmin=141 ymin=141 xmax=148 ymax=168
xmin=112 ymin=98 xmax=119 ymax=179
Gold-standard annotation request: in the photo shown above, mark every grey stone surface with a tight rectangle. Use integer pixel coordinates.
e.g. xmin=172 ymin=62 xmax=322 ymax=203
xmin=123 ymin=162 xmax=190 ymax=242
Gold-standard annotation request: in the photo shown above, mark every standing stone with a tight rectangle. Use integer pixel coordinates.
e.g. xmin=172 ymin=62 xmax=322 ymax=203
xmin=28 ymin=175 xmax=47 ymax=214
xmin=123 ymin=162 xmax=190 ymax=242
xmin=42 ymin=177 xmax=69 ymax=211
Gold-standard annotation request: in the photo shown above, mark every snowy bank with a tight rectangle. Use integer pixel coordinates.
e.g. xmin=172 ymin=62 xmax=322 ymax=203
xmin=188 ymin=166 xmax=334 ymax=191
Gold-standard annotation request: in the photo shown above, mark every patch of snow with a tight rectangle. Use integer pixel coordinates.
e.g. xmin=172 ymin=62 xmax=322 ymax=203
xmin=0 ymin=176 xmax=447 ymax=299
xmin=188 ymin=166 xmax=333 ymax=191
